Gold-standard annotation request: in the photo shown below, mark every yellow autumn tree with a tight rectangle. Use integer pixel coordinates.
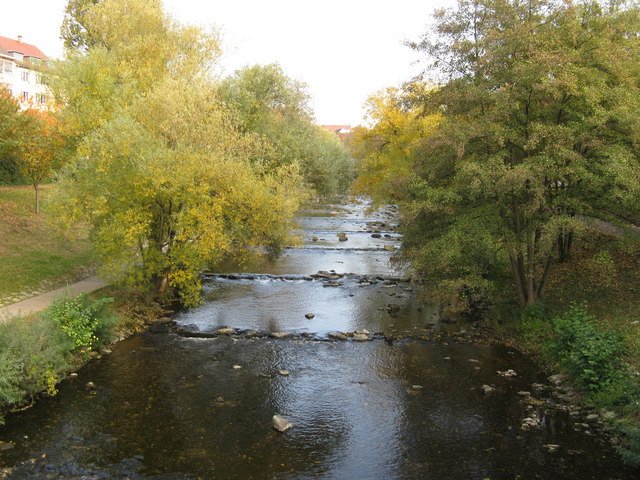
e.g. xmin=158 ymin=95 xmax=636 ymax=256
xmin=350 ymin=83 xmax=440 ymax=203
xmin=19 ymin=109 xmax=64 ymax=213
xmin=54 ymin=0 xmax=306 ymax=306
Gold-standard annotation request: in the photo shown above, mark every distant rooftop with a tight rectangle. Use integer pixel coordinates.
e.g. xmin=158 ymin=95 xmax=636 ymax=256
xmin=0 ymin=35 xmax=48 ymax=59
xmin=321 ymin=125 xmax=352 ymax=134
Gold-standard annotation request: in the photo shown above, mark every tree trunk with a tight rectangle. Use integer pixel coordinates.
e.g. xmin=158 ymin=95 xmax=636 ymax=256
xmin=557 ymin=230 xmax=573 ymax=262
xmin=155 ymin=271 xmax=170 ymax=298
xmin=33 ymin=183 xmax=39 ymax=214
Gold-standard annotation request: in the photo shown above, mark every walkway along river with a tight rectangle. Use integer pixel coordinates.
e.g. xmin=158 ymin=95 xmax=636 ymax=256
xmin=0 ymin=199 xmax=638 ymax=479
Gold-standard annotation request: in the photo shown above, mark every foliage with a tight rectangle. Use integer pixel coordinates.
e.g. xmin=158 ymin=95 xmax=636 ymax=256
xmin=617 ymin=421 xmax=640 ymax=467
xmin=548 ymin=304 xmax=628 ymax=395
xmin=0 ymin=294 xmax=120 ymax=424
xmin=61 ymin=0 xmax=102 ymax=51
xmin=350 ymin=83 xmax=441 ymax=203
xmin=220 ymin=64 xmax=355 ymax=195
xmin=0 ymin=87 xmax=28 ymax=185
xmin=383 ymin=0 xmax=640 ymax=308
xmin=0 ymin=314 xmax=74 ymax=421
xmin=53 ymin=0 xmax=306 ymax=306
xmin=18 ymin=109 xmax=65 ymax=213
xmin=44 ymin=293 xmax=118 ymax=349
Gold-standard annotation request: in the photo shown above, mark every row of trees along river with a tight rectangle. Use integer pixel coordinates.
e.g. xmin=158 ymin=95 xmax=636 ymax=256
xmin=0 ymin=0 xmax=640 ymax=478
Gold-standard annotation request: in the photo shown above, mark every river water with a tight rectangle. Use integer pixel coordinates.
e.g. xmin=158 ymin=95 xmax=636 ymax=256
xmin=0 ymin=199 xmax=637 ymax=479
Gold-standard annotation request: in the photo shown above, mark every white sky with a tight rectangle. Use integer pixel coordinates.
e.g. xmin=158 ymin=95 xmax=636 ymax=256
xmin=0 ymin=0 xmax=454 ymax=125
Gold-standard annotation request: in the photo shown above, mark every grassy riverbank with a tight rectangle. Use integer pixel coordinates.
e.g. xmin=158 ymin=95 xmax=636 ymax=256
xmin=0 ymin=185 xmax=95 ymax=303
xmin=490 ymin=227 xmax=640 ymax=465
xmin=0 ymin=287 xmax=170 ymax=427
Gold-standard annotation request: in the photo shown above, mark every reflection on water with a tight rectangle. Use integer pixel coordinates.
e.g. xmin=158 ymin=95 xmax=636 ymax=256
xmin=0 ymin=199 xmax=637 ymax=479
xmin=1 ymin=335 xmax=635 ymax=479
xmin=175 ymin=277 xmax=436 ymax=335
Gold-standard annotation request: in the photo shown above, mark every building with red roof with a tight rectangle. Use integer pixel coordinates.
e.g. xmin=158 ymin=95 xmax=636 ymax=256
xmin=0 ymin=35 xmax=51 ymax=108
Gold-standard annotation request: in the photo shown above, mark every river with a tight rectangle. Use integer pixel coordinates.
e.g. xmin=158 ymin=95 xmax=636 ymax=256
xmin=0 ymin=199 xmax=637 ymax=479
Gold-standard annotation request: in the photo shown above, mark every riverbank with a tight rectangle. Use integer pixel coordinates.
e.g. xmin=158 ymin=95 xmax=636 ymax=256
xmin=485 ymin=226 xmax=640 ymax=466
xmin=0 ymin=185 xmax=95 ymax=307
xmin=0 ymin=282 xmax=171 ymax=428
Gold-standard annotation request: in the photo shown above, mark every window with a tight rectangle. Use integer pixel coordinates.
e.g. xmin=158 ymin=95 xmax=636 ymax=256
xmin=21 ymin=71 xmax=29 ymax=82
xmin=1 ymin=61 xmax=11 ymax=73
xmin=36 ymin=93 xmax=47 ymax=104
xmin=21 ymin=91 xmax=29 ymax=101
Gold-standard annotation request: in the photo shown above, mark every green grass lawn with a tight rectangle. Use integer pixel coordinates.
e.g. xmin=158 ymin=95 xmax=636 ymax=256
xmin=0 ymin=185 xmax=95 ymax=298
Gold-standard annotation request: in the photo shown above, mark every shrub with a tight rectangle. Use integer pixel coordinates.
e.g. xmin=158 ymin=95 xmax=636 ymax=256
xmin=45 ymin=293 xmax=118 ymax=349
xmin=548 ymin=303 xmax=627 ymax=396
xmin=0 ymin=295 xmax=120 ymax=424
xmin=518 ymin=302 xmax=552 ymax=350
xmin=0 ymin=314 xmax=75 ymax=423
xmin=617 ymin=421 xmax=640 ymax=467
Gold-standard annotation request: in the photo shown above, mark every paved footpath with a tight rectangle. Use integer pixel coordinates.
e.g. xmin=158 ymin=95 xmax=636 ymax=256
xmin=0 ymin=275 xmax=107 ymax=321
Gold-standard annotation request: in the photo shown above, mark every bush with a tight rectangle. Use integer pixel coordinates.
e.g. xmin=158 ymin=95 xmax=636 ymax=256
xmin=548 ymin=304 xmax=628 ymax=397
xmin=44 ymin=293 xmax=118 ymax=350
xmin=0 ymin=294 xmax=120 ymax=424
xmin=618 ymin=421 xmax=640 ymax=467
xmin=0 ymin=314 xmax=75 ymax=422
xmin=518 ymin=302 xmax=552 ymax=350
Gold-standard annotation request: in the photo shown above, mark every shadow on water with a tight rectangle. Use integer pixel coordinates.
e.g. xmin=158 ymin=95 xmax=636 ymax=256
xmin=0 ymin=198 xmax=638 ymax=479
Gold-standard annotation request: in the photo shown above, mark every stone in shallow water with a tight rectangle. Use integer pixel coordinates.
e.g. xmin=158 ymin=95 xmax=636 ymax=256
xmin=277 ymin=370 xmax=290 ymax=376
xmin=353 ymin=333 xmax=370 ymax=342
xmin=305 ymin=313 xmax=315 ymax=319
xmin=217 ymin=328 xmax=235 ymax=335
xmin=482 ymin=385 xmax=496 ymax=394
xmin=272 ymin=414 xmax=293 ymax=432
xmin=270 ymin=332 xmax=290 ymax=339
xmin=329 ymin=333 xmax=348 ymax=341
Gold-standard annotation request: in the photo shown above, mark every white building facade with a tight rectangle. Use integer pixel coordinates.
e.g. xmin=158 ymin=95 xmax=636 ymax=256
xmin=0 ymin=35 xmax=50 ymax=108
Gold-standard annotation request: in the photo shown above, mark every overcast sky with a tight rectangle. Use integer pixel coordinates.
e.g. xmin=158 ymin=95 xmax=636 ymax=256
xmin=0 ymin=0 xmax=454 ymax=125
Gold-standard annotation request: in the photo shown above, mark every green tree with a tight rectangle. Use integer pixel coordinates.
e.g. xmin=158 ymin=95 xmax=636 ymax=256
xmin=220 ymin=64 xmax=355 ymax=194
xmin=54 ymin=0 xmax=305 ymax=306
xmin=61 ymin=0 xmax=101 ymax=51
xmin=0 ymin=87 xmax=28 ymax=185
xmin=403 ymin=0 xmax=640 ymax=308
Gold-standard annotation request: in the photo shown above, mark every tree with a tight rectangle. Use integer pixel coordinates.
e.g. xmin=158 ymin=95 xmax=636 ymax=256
xmin=60 ymin=0 xmax=102 ymax=51
xmin=19 ymin=109 xmax=64 ymax=213
xmin=54 ymin=0 xmax=305 ymax=306
xmin=0 ymin=87 xmax=29 ymax=184
xmin=220 ymin=64 xmax=355 ymax=194
xmin=401 ymin=0 xmax=640 ymax=308
xmin=350 ymin=83 xmax=441 ymax=203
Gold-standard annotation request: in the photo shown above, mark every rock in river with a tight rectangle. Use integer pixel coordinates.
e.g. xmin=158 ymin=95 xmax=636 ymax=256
xmin=217 ymin=328 xmax=235 ymax=335
xmin=272 ymin=414 xmax=293 ymax=433
xmin=305 ymin=313 xmax=315 ymax=319
xmin=353 ymin=333 xmax=370 ymax=342
xmin=482 ymin=385 xmax=496 ymax=394
xmin=270 ymin=331 xmax=290 ymax=339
